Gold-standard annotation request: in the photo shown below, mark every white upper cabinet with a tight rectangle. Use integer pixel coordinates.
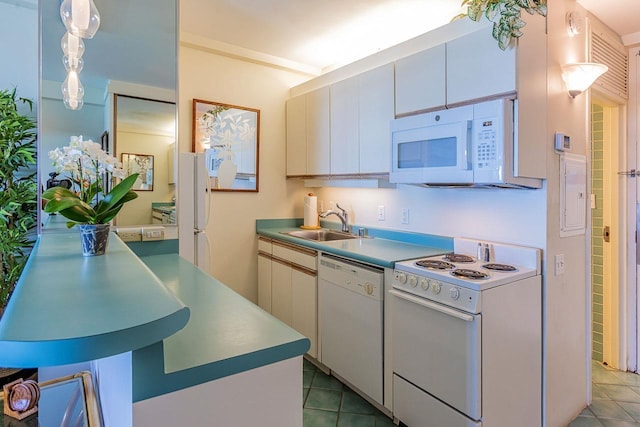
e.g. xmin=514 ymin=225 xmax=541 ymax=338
xmin=286 ymin=94 xmax=307 ymax=176
xmin=330 ymin=63 xmax=394 ymax=175
xmin=359 ymin=64 xmax=394 ymax=174
xmin=395 ymin=44 xmax=446 ymax=116
xmin=446 ymin=28 xmax=516 ymax=105
xmin=306 ymin=87 xmax=331 ymax=175
xmin=330 ymin=77 xmax=359 ymax=175
xmin=286 ymin=88 xmax=331 ymax=177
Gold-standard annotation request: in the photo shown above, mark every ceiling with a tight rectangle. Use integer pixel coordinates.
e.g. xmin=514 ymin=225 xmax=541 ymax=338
xmin=13 ymin=0 xmax=640 ymax=89
xmin=181 ymin=0 xmax=640 ymax=73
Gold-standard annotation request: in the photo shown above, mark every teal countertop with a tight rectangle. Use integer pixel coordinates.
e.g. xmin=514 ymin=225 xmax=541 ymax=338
xmin=0 ymin=232 xmax=190 ymax=368
xmin=256 ymin=219 xmax=453 ymax=267
xmin=132 ymin=254 xmax=310 ymax=402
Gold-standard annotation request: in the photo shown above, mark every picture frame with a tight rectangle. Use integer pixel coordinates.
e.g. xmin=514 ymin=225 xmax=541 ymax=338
xmin=122 ymin=153 xmax=154 ymax=191
xmin=192 ymin=99 xmax=260 ymax=192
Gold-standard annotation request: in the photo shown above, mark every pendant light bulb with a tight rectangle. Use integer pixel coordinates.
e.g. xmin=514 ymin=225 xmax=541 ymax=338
xmin=63 ymin=96 xmax=84 ymax=110
xmin=63 ymin=55 xmax=84 ymax=73
xmin=61 ymin=32 xmax=85 ymax=58
xmin=61 ymin=70 xmax=85 ymax=101
xmin=60 ymin=0 xmax=101 ymax=39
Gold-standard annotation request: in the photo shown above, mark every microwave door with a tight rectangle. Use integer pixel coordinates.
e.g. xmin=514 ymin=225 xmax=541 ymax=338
xmin=391 ymin=120 xmax=472 ymax=184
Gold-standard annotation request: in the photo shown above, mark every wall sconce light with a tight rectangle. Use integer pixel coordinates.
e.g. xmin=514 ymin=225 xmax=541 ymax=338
xmin=561 ymin=63 xmax=608 ymax=98
xmin=60 ymin=0 xmax=101 ymax=39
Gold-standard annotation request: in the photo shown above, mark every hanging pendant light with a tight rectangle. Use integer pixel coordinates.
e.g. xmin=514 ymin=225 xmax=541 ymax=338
xmin=60 ymin=0 xmax=101 ymax=39
xmin=62 ymin=70 xmax=85 ymax=110
xmin=60 ymin=31 xmax=85 ymax=59
xmin=62 ymin=55 xmax=84 ymax=73
xmin=63 ymin=96 xmax=84 ymax=110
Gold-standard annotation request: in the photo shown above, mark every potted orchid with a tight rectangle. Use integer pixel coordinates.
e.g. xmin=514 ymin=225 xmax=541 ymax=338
xmin=42 ymin=136 xmax=138 ymax=256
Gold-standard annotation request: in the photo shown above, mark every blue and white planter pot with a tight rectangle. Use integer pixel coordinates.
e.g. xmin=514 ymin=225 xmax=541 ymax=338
xmin=79 ymin=224 xmax=110 ymax=256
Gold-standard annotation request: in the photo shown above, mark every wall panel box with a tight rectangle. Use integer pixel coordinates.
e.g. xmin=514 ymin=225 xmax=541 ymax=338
xmin=142 ymin=226 xmax=165 ymax=241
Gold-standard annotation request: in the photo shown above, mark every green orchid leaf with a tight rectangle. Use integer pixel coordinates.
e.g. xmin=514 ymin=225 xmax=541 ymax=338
xmin=95 ymin=191 xmax=138 ymax=223
xmin=42 ymin=186 xmax=77 ymax=200
xmin=43 ymin=196 xmax=94 ymax=216
xmin=97 ymin=204 xmax=124 ymax=224
xmin=96 ymin=173 xmax=139 ymax=214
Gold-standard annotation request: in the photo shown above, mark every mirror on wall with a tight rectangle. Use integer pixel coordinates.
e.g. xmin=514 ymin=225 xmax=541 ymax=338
xmin=38 ymin=0 xmax=177 ymax=231
xmin=115 ymin=95 xmax=176 ymax=226
xmin=192 ymin=99 xmax=260 ymax=192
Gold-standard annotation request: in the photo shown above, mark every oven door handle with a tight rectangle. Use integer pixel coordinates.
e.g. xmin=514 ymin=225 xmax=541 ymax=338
xmin=389 ymin=289 xmax=475 ymax=322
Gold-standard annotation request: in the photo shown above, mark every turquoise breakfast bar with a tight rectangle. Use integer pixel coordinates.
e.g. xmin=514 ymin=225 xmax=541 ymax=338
xmin=0 ymin=232 xmax=190 ymax=367
xmin=0 ymin=232 xmax=310 ymax=426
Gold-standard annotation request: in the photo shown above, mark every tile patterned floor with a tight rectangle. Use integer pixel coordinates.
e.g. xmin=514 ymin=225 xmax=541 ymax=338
xmin=303 ymin=358 xmax=395 ymax=427
xmin=568 ymin=361 xmax=640 ymax=426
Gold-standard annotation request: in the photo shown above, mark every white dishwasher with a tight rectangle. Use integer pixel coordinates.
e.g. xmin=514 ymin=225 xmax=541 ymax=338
xmin=318 ymin=252 xmax=384 ymax=405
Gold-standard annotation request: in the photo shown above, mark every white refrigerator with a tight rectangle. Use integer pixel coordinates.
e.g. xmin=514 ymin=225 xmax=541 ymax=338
xmin=178 ymin=153 xmax=211 ymax=273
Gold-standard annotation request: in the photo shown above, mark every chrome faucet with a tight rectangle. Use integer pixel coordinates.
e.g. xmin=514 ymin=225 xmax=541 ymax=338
xmin=320 ymin=204 xmax=350 ymax=233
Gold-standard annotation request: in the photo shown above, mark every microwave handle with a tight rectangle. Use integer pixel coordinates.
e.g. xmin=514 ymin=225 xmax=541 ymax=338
xmin=464 ymin=119 xmax=472 ymax=170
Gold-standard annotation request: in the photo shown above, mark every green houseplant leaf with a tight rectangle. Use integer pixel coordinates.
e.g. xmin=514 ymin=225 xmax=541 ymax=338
xmin=0 ymin=88 xmax=37 ymax=312
xmin=457 ymin=0 xmax=547 ymax=50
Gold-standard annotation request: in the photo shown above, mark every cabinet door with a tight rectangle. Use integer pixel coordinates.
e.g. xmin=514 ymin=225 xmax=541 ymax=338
xmin=306 ymin=87 xmax=331 ymax=175
xmin=257 ymin=254 xmax=272 ymax=313
xmin=291 ymin=268 xmax=317 ymax=359
xmin=359 ymin=63 xmax=394 ymax=174
xmin=446 ymin=27 xmax=516 ymax=105
xmin=330 ymin=78 xmax=359 ymax=175
xmin=286 ymin=94 xmax=307 ymax=176
xmin=395 ymin=44 xmax=446 ymax=116
xmin=271 ymin=260 xmax=292 ymax=326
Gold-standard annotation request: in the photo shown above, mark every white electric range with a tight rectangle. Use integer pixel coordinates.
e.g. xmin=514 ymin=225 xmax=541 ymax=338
xmin=390 ymin=237 xmax=542 ymax=427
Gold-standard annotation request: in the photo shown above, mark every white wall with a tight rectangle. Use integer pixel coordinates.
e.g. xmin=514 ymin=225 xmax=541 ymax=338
xmin=0 ymin=3 xmax=37 ymax=103
xmin=543 ymin=1 xmax=590 ymax=426
xmin=178 ymin=43 xmax=310 ymax=301
xmin=312 ymin=185 xmax=546 ymax=248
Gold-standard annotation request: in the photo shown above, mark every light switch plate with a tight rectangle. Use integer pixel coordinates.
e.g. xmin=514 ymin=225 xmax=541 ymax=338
xmin=554 ymin=254 xmax=565 ymax=276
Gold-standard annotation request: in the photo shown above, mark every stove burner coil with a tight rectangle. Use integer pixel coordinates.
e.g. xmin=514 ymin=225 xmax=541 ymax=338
xmin=443 ymin=253 xmax=475 ymax=263
xmin=483 ymin=263 xmax=517 ymax=272
xmin=450 ymin=269 xmax=490 ymax=280
xmin=415 ymin=260 xmax=455 ymax=270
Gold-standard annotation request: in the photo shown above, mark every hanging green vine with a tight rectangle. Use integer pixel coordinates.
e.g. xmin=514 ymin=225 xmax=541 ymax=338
xmin=456 ymin=0 xmax=547 ymax=50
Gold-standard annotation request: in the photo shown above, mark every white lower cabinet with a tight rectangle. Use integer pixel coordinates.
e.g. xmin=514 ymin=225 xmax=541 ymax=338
xmin=257 ymin=237 xmax=318 ymax=358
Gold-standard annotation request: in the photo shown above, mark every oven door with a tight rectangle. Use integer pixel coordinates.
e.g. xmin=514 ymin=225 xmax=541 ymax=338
xmin=390 ymin=288 xmax=481 ymax=421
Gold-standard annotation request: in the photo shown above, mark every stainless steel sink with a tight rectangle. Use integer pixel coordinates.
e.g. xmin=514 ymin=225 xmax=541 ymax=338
xmin=281 ymin=229 xmax=360 ymax=241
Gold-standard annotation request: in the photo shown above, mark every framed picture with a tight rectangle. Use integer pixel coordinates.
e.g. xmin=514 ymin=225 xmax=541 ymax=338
xmin=122 ymin=153 xmax=154 ymax=191
xmin=192 ymin=99 xmax=260 ymax=192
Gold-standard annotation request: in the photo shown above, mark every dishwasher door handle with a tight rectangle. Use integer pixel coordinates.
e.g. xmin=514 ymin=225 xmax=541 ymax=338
xmin=389 ymin=289 xmax=475 ymax=322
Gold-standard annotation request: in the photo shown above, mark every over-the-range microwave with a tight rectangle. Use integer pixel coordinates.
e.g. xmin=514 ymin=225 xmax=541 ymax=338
xmin=390 ymin=98 xmax=542 ymax=189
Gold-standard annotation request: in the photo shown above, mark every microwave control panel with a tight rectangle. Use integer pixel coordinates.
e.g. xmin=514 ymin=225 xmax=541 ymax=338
xmin=476 ymin=126 xmax=497 ymax=169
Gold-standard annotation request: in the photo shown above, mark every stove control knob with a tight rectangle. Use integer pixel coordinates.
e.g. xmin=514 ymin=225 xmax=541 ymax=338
xmin=449 ymin=287 xmax=460 ymax=300
xmin=431 ymin=282 xmax=442 ymax=295
xmin=419 ymin=278 xmax=429 ymax=291
xmin=395 ymin=271 xmax=407 ymax=284
xmin=408 ymin=275 xmax=418 ymax=288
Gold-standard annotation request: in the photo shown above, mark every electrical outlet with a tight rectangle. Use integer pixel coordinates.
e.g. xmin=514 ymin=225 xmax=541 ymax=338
xmin=116 ymin=227 xmax=142 ymax=242
xmin=141 ymin=226 xmax=165 ymax=241
xmin=377 ymin=205 xmax=385 ymax=221
xmin=554 ymin=254 xmax=565 ymax=276
xmin=401 ymin=208 xmax=410 ymax=224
